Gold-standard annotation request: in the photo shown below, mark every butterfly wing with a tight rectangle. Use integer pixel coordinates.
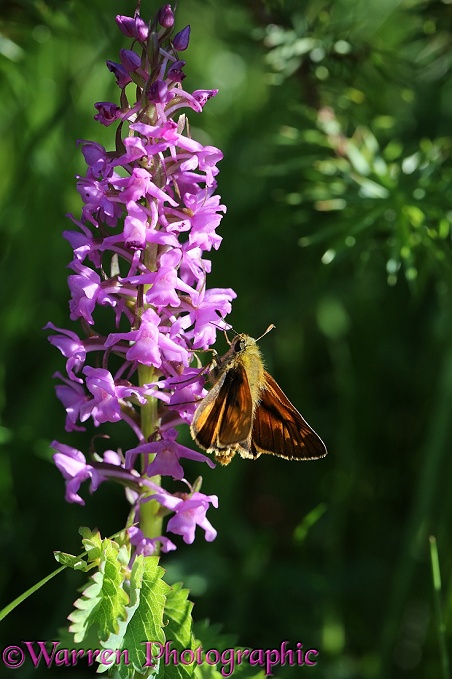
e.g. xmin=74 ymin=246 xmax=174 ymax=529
xmin=251 ymin=371 xmax=327 ymax=460
xmin=191 ymin=363 xmax=253 ymax=451
xmin=218 ymin=365 xmax=254 ymax=446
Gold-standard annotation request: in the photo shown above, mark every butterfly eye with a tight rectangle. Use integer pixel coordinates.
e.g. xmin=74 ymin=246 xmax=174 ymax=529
xmin=233 ymin=337 xmax=244 ymax=353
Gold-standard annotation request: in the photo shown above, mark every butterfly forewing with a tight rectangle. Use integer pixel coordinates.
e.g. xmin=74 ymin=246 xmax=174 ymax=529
xmin=218 ymin=364 xmax=253 ymax=445
xmin=251 ymin=371 xmax=327 ymax=460
xmin=191 ymin=374 xmax=227 ymax=450
xmin=192 ymin=363 xmax=253 ymax=450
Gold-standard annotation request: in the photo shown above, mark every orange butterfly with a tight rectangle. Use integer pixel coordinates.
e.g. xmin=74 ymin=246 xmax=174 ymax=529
xmin=190 ymin=328 xmax=327 ymax=465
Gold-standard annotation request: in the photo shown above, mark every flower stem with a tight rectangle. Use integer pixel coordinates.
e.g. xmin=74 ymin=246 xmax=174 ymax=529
xmin=138 ymin=363 xmax=163 ymax=542
xmin=429 ymin=536 xmax=450 ymax=679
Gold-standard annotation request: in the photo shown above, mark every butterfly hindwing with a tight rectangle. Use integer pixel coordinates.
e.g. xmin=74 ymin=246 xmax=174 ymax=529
xmin=251 ymin=371 xmax=327 ymax=460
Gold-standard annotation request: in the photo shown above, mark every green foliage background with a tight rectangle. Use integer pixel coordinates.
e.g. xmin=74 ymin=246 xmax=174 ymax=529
xmin=1 ymin=0 xmax=452 ymax=677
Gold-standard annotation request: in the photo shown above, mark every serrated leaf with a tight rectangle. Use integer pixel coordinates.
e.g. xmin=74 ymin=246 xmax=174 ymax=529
xmin=57 ymin=623 xmax=102 ymax=652
xmin=117 ymin=543 xmax=132 ymax=566
xmin=164 ymin=583 xmax=194 ymax=651
xmin=98 ymin=557 xmax=146 ymax=677
xmin=101 ymin=569 xmax=197 ymax=679
xmin=80 ymin=527 xmax=103 ymax=563
xmin=117 ymin=555 xmax=169 ymax=677
xmin=162 ymin=582 xmax=196 ymax=679
xmin=53 ymin=551 xmax=89 ymax=571
xmin=68 ymin=539 xmax=129 ymax=643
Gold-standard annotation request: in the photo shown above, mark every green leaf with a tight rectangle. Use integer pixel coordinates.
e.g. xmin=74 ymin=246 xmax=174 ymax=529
xmin=68 ymin=538 xmax=129 ymax=644
xmin=162 ymin=582 xmax=197 ymax=679
xmin=53 ymin=551 xmax=89 ymax=571
xmin=80 ymin=526 xmax=103 ymax=563
xmin=96 ymin=558 xmax=144 ymax=676
xmin=116 ymin=555 xmax=169 ymax=677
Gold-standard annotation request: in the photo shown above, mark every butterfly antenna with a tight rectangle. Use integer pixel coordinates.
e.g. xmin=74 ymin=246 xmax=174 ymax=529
xmin=256 ymin=324 xmax=276 ymax=342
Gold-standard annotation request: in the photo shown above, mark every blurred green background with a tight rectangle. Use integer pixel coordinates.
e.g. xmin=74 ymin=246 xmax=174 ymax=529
xmin=1 ymin=0 xmax=452 ymax=677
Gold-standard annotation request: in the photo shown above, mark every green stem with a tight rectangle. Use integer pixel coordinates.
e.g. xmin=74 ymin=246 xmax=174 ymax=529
xmin=0 ymin=565 xmax=66 ymax=621
xmin=429 ymin=536 xmax=451 ymax=679
xmin=137 ymin=363 xmax=163 ymax=544
xmin=136 ymin=240 xmax=163 ymax=543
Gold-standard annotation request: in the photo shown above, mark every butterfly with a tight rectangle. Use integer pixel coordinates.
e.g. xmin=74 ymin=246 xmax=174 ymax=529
xmin=190 ymin=328 xmax=327 ymax=465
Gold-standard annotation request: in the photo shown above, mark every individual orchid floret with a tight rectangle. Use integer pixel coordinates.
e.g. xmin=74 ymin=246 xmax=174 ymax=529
xmin=94 ymin=102 xmax=122 ymax=127
xmin=125 ymin=428 xmax=215 ymax=479
xmin=173 ymin=26 xmax=190 ymax=51
xmin=158 ymin=4 xmax=175 ymax=28
xmin=119 ymin=48 xmax=142 ymax=73
xmin=79 ymin=367 xmax=148 ymax=427
xmin=54 ymin=373 xmax=87 ymax=433
xmin=167 ymin=59 xmax=186 ymax=82
xmin=52 ymin=442 xmax=104 ymax=506
xmin=106 ymin=60 xmax=132 ymax=88
xmin=129 ymin=526 xmax=177 ymax=557
xmin=146 ymin=482 xmax=219 ymax=544
xmin=116 ymin=14 xmax=149 ymax=43
xmin=147 ymin=80 xmax=171 ymax=106
xmin=192 ymin=89 xmax=219 ymax=108
xmin=52 ymin=443 xmax=150 ymax=506
xmin=45 ymin=323 xmax=87 ymax=382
